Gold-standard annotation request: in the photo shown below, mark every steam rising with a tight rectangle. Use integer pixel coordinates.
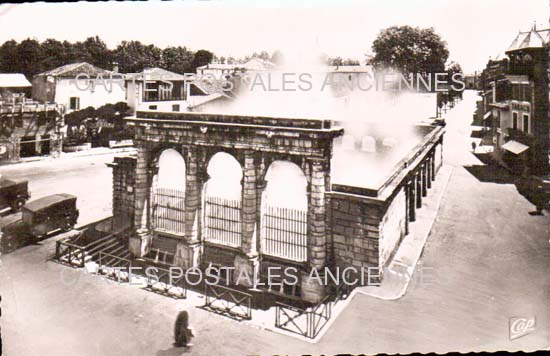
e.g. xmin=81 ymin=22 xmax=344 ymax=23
xmin=201 ymin=47 xmax=437 ymax=191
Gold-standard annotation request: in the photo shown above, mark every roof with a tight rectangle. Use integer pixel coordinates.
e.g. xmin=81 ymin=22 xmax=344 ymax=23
xmin=126 ymin=67 xmax=187 ymax=81
xmin=502 ymin=140 xmax=529 ymax=155
xmin=328 ymin=65 xmax=373 ymax=73
xmin=23 ymin=193 xmax=76 ymax=212
xmin=507 ymin=28 xmax=549 ymax=52
xmin=0 ymin=73 xmax=31 ymax=88
xmin=36 ymin=62 xmax=114 ymax=78
xmin=197 ymin=58 xmax=275 ymax=72
xmin=243 ymin=58 xmax=275 ymax=71
xmin=0 ymin=212 xmax=22 ymax=229
xmin=197 ymin=63 xmax=239 ymax=70
xmin=188 ymin=92 xmax=229 ymax=110
xmin=0 ymin=178 xmax=26 ymax=189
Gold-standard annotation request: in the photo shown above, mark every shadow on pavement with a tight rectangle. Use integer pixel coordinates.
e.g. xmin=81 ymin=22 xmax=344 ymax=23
xmin=464 ymin=153 xmax=549 ymax=215
xmin=156 ymin=345 xmax=192 ymax=356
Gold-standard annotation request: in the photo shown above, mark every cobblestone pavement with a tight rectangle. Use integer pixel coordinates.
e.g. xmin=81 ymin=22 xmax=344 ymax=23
xmin=1 ymin=93 xmax=549 ymax=355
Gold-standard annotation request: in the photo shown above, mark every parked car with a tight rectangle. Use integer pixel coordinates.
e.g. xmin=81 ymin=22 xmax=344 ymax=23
xmin=1 ymin=194 xmax=79 ymax=252
xmin=0 ymin=177 xmax=31 ymax=213
xmin=21 ymin=193 xmax=79 ymax=238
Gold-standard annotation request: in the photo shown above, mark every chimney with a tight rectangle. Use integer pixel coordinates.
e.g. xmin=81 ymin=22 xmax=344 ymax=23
xmin=113 ymin=62 xmax=119 ymax=73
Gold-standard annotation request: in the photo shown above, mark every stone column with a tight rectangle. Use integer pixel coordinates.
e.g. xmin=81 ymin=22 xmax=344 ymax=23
xmin=175 ymin=146 xmax=203 ymax=269
xmin=129 ymin=141 xmax=152 ymax=257
xmin=302 ymin=159 xmax=328 ymax=303
xmin=241 ymin=150 xmax=258 ymax=257
xmin=421 ymin=163 xmax=428 ymax=197
xmin=426 ymin=155 xmax=432 ymax=189
xmin=235 ymin=150 xmax=261 ymax=288
xmin=408 ymin=179 xmax=416 ymax=222
xmin=415 ymin=171 xmax=422 ymax=209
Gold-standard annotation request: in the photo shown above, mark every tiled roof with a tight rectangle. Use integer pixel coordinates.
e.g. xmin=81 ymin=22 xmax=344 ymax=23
xmin=0 ymin=73 xmax=31 ymax=87
xmin=36 ymin=62 xmax=115 ymax=78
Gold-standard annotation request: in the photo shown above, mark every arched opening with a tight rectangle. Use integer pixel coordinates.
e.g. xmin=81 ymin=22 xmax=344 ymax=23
xmin=261 ymin=161 xmax=308 ymax=262
xmin=361 ymin=136 xmax=376 ymax=153
xmin=202 ymin=152 xmax=243 ymax=247
xmin=151 ymin=149 xmax=186 ymax=235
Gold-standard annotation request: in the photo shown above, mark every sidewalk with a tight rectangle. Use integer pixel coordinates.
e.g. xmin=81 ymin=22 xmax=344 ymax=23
xmin=356 ymin=164 xmax=454 ymax=300
xmin=1 ymin=146 xmax=136 ymax=167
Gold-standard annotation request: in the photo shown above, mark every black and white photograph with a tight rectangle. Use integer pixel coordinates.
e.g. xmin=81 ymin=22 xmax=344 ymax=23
xmin=0 ymin=1 xmax=549 ymax=355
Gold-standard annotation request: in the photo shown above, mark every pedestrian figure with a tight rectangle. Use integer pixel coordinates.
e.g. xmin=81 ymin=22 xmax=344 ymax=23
xmin=471 ymin=141 xmax=477 ymax=152
xmin=174 ymin=310 xmax=195 ymax=348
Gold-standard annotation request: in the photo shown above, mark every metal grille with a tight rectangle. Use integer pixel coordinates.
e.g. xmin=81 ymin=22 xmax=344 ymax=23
xmin=261 ymin=206 xmax=307 ymax=261
xmin=152 ymin=187 xmax=186 ymax=235
xmin=204 ymin=196 xmax=242 ymax=247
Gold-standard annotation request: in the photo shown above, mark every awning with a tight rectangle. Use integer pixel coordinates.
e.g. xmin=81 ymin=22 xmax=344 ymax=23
xmin=0 ymin=73 xmax=31 ymax=88
xmin=483 ymin=111 xmax=492 ymax=120
xmin=502 ymin=140 xmax=529 ymax=155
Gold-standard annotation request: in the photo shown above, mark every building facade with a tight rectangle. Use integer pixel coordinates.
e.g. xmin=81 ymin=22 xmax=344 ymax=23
xmin=32 ymin=62 xmax=126 ymax=113
xmin=483 ymin=27 xmax=549 ymax=174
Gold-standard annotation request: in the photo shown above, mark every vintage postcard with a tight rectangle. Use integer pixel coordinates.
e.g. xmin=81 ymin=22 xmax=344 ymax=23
xmin=0 ymin=1 xmax=549 ymax=355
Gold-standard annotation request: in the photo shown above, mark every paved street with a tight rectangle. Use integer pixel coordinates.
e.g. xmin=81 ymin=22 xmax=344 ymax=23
xmin=1 ymin=91 xmax=549 ymax=355
xmin=0 ymin=153 xmax=116 ymax=226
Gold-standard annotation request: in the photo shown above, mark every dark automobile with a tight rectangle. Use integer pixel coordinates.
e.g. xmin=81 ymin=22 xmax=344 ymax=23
xmin=0 ymin=177 xmax=31 ymax=212
xmin=21 ymin=193 xmax=79 ymax=238
xmin=1 ymin=194 xmax=79 ymax=252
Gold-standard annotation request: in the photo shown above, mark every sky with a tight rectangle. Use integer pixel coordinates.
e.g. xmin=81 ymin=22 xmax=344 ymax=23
xmin=0 ymin=0 xmax=548 ymax=73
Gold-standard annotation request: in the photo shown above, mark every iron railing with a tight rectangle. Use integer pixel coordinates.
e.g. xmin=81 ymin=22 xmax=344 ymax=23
xmin=152 ymin=187 xmax=186 ymax=235
xmin=203 ymin=284 xmax=252 ymax=321
xmin=204 ymin=196 xmax=242 ymax=248
xmin=143 ymin=266 xmax=187 ymax=299
xmin=55 ymin=240 xmax=87 ymax=267
xmin=261 ymin=206 xmax=307 ymax=261
xmin=275 ymin=296 xmax=332 ymax=339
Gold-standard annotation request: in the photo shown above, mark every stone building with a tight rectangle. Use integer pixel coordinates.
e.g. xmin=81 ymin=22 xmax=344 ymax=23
xmin=0 ymin=74 xmax=64 ymax=162
xmin=109 ymin=110 xmax=444 ymax=303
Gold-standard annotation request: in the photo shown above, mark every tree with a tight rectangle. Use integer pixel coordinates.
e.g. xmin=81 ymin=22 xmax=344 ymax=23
xmin=372 ymin=26 xmax=449 ymax=75
xmin=17 ymin=38 xmax=45 ymax=78
xmin=113 ymin=40 xmax=162 ymax=73
xmin=162 ymin=46 xmax=194 ymax=74
xmin=81 ymin=36 xmax=112 ymax=69
xmin=191 ymin=49 xmax=213 ymax=71
xmin=0 ymin=40 xmax=19 ymax=73
xmin=270 ymin=50 xmax=284 ymax=66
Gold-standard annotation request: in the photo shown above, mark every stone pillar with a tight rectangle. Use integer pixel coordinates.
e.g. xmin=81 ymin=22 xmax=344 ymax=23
xmin=408 ymin=179 xmax=416 ymax=222
xmin=426 ymin=155 xmax=432 ymax=189
xmin=241 ymin=151 xmax=258 ymax=257
xmin=234 ymin=151 xmax=261 ymax=288
xmin=129 ymin=141 xmax=152 ymax=257
xmin=35 ymin=134 xmax=41 ymax=155
xmin=302 ymin=159 xmax=328 ymax=303
xmin=421 ymin=163 xmax=428 ymax=197
xmin=175 ymin=146 xmax=204 ymax=269
xmin=184 ymin=146 xmax=201 ymax=241
xmin=415 ymin=171 xmax=422 ymax=209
